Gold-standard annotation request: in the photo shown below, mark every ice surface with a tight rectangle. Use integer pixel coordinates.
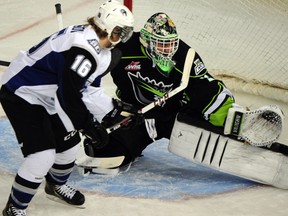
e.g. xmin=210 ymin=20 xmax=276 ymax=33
xmin=1 ymin=1 xmax=288 ymax=215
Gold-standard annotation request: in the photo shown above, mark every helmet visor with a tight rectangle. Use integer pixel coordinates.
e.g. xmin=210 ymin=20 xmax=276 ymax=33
xmin=112 ymin=26 xmax=134 ymax=43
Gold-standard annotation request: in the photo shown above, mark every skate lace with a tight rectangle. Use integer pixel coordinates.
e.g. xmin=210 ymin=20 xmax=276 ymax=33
xmin=11 ymin=206 xmax=26 ymax=216
xmin=55 ymin=184 xmax=76 ymax=199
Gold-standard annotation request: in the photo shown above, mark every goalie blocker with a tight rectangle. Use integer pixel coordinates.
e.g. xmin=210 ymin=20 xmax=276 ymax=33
xmin=169 ymin=108 xmax=288 ymax=189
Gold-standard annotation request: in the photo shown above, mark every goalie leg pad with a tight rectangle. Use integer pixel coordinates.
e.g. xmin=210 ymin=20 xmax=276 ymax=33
xmin=169 ymin=116 xmax=288 ymax=189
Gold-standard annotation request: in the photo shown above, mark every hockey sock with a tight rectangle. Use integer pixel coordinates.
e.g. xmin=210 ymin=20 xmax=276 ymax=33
xmin=9 ymin=174 xmax=41 ymax=209
xmin=45 ymin=161 xmax=74 ymax=185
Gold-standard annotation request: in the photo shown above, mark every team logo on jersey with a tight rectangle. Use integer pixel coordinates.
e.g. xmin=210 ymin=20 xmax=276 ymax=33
xmin=120 ymin=9 xmax=128 ymax=16
xmin=128 ymin=71 xmax=173 ymax=106
xmin=125 ymin=61 xmax=141 ymax=71
xmin=194 ymin=59 xmax=206 ymax=75
xmin=87 ymin=39 xmax=101 ymax=54
xmin=71 ymin=25 xmax=85 ymax=32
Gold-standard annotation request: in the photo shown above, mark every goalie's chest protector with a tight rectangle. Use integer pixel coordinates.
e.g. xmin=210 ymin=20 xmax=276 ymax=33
xmin=111 ymin=35 xmax=186 ymax=107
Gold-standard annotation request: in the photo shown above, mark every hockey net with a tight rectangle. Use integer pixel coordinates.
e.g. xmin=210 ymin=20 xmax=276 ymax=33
xmin=125 ymin=0 xmax=288 ymax=103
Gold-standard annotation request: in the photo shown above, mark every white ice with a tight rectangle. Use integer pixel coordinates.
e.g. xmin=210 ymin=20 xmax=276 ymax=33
xmin=1 ymin=0 xmax=288 ymax=215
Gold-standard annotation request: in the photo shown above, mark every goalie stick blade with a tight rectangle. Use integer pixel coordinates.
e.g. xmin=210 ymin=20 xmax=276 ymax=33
xmin=75 ymin=155 xmax=125 ymax=169
xmin=76 ymin=141 xmax=125 ymax=169
xmin=91 ymin=167 xmax=120 ymax=175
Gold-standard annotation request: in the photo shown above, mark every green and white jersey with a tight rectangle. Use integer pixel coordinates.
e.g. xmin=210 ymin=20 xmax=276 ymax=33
xmin=110 ymin=32 xmax=234 ymax=127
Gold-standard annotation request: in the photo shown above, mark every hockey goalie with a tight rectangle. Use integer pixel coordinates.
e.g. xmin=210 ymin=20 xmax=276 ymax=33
xmin=76 ymin=12 xmax=287 ymax=189
xmin=76 ymin=100 xmax=287 ymax=188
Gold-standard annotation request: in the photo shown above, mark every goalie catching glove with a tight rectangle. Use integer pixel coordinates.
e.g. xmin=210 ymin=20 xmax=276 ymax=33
xmin=101 ymin=98 xmax=144 ymax=130
xmin=224 ymin=104 xmax=284 ymax=147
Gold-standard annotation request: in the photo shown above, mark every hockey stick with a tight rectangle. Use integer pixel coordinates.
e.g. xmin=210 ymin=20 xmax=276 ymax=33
xmin=141 ymin=49 xmax=194 ymax=113
xmin=1 ymin=4 xmax=63 ymax=68
xmin=55 ymin=3 xmax=64 ymax=30
xmin=0 ymin=60 xmax=10 ymax=67
xmin=106 ymin=48 xmax=195 ymax=134
xmin=75 ymin=48 xmax=195 ymax=174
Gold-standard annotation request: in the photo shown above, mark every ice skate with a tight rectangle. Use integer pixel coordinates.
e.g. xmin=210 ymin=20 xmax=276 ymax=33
xmin=2 ymin=202 xmax=27 ymax=216
xmin=45 ymin=181 xmax=85 ymax=208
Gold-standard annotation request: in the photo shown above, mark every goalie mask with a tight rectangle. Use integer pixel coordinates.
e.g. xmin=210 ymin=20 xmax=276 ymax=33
xmin=94 ymin=0 xmax=134 ymax=47
xmin=140 ymin=12 xmax=179 ymax=75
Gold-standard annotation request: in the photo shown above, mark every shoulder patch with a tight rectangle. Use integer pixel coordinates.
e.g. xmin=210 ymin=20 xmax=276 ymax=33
xmin=87 ymin=39 xmax=101 ymax=54
xmin=194 ymin=59 xmax=206 ymax=75
xmin=71 ymin=25 xmax=85 ymax=33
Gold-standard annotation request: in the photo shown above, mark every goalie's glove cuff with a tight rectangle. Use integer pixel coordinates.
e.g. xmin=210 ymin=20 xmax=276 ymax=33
xmin=102 ymin=98 xmax=143 ymax=129
xmin=114 ymin=98 xmax=139 ymax=114
xmin=81 ymin=117 xmax=109 ymax=149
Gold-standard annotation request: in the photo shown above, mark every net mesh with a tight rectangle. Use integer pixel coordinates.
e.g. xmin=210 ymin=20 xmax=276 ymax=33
xmin=132 ymin=0 xmax=288 ymax=102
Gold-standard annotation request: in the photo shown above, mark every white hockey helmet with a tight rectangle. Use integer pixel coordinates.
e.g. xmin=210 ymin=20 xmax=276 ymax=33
xmin=94 ymin=0 xmax=134 ymax=46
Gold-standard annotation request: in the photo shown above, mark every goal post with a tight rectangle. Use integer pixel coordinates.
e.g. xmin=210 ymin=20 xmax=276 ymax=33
xmin=123 ymin=0 xmax=132 ymax=11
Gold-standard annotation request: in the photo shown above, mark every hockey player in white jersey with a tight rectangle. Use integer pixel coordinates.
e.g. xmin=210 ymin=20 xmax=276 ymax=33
xmin=0 ymin=0 xmax=135 ymax=215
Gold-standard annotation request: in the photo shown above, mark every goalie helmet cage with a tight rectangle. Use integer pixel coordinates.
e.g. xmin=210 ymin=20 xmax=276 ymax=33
xmin=127 ymin=0 xmax=288 ymax=104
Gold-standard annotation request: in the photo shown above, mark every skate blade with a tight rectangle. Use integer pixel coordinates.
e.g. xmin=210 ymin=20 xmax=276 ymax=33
xmin=46 ymin=194 xmax=86 ymax=209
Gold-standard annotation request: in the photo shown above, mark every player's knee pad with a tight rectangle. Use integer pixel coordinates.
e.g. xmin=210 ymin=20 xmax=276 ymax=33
xmin=55 ymin=143 xmax=80 ymax=164
xmin=18 ymin=149 xmax=56 ymax=183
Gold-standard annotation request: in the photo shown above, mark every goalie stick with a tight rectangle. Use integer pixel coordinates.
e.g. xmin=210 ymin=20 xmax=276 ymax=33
xmin=75 ymin=48 xmax=195 ymax=174
xmin=141 ymin=48 xmax=194 ymax=113
xmin=106 ymin=48 xmax=196 ymax=134
xmin=75 ymin=140 xmax=125 ymax=176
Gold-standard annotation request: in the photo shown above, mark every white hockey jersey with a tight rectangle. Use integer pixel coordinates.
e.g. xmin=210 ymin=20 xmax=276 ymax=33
xmin=1 ymin=25 xmax=113 ymax=131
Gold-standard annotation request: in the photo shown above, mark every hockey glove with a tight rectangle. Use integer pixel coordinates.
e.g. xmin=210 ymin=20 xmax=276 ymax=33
xmin=82 ymin=118 xmax=109 ymax=149
xmin=122 ymin=113 xmax=145 ymax=130
xmin=83 ymin=138 xmax=95 ymax=157
xmin=102 ymin=98 xmax=144 ymax=129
